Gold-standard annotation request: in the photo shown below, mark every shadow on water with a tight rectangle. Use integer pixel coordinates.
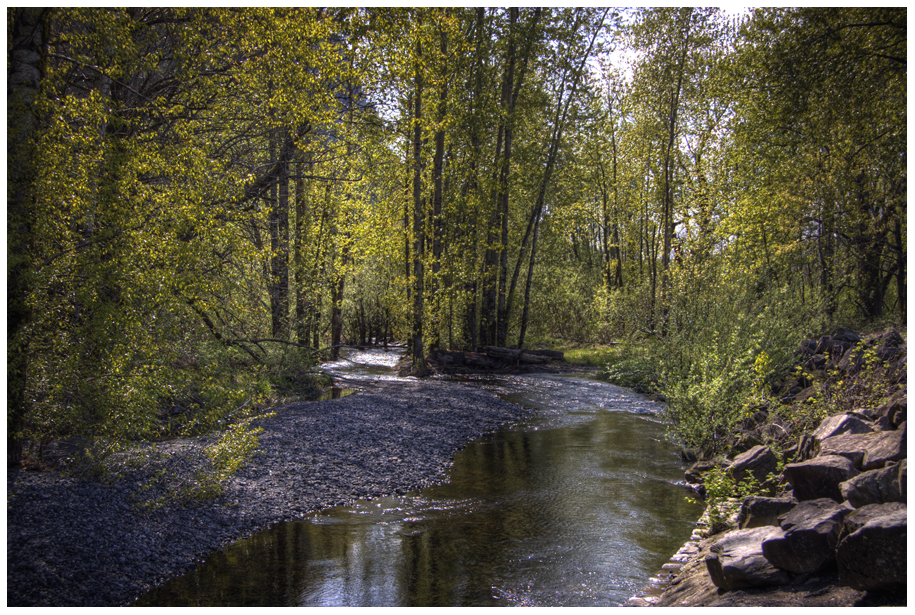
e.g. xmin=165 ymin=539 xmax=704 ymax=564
xmin=136 ymin=354 xmax=702 ymax=607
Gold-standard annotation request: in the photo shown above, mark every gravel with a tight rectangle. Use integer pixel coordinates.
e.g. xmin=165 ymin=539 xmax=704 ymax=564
xmin=7 ymin=378 xmax=534 ymax=607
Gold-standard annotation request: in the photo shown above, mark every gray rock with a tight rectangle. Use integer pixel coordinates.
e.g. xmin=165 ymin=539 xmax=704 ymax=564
xmin=837 ymin=345 xmax=869 ymax=373
xmin=815 ymin=432 xmax=873 ymax=469
xmin=761 ymin=498 xmax=849 ymax=574
xmin=704 ymin=526 xmax=791 ymax=591
xmin=836 ymin=503 xmax=907 ymax=591
xmin=872 ymin=389 xmax=906 ymax=428
xmin=861 ymin=421 xmax=906 ymax=470
xmin=729 ymin=445 xmax=778 ymax=486
xmin=831 ymin=327 xmax=862 ymax=344
xmin=811 ymin=413 xmax=874 ymax=442
xmin=783 ymin=455 xmax=859 ymax=501
xmin=737 ymin=496 xmax=797 ymax=530
xmin=840 ymin=460 xmax=906 ymax=508
xmin=874 ymin=328 xmax=904 ymax=348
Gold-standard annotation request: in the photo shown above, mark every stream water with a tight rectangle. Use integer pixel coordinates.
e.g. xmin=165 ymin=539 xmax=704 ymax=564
xmin=137 ymin=348 xmax=701 ymax=606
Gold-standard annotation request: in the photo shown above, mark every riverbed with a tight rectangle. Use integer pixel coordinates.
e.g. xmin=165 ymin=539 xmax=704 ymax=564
xmin=135 ymin=349 xmax=701 ymax=607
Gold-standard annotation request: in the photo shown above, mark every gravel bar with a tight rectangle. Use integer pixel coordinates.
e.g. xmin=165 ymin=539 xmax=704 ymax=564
xmin=7 ymin=378 xmax=534 ymax=607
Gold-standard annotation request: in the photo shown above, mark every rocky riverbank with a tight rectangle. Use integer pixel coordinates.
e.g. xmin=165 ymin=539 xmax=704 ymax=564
xmin=631 ymin=327 xmax=907 ymax=607
xmin=7 ymin=378 xmax=534 ymax=607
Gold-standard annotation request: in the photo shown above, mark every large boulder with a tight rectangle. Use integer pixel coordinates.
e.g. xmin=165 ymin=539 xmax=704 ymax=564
xmin=861 ymin=421 xmax=906 ymax=471
xmin=761 ymin=498 xmax=849 ymax=574
xmin=840 ymin=460 xmax=906 ymax=508
xmin=811 ymin=413 xmax=874 ymax=442
xmin=729 ymin=445 xmax=778 ymax=486
xmin=815 ymin=433 xmax=872 ymax=468
xmin=737 ymin=496 xmax=797 ymax=530
xmin=783 ymin=455 xmax=859 ymax=501
xmin=814 ymin=425 xmax=905 ymax=471
xmin=836 ymin=502 xmax=907 ymax=591
xmin=704 ymin=526 xmax=791 ymax=591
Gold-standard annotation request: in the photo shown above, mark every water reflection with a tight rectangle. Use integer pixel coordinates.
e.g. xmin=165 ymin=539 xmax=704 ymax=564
xmin=136 ymin=376 xmax=701 ymax=607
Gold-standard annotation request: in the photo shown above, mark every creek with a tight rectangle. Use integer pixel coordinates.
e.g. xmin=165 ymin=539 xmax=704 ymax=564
xmin=136 ymin=348 xmax=701 ymax=606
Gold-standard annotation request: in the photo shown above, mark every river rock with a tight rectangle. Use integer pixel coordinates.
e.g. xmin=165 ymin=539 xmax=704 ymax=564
xmin=783 ymin=455 xmax=859 ymax=501
xmin=737 ymin=496 xmax=797 ymax=530
xmin=840 ymin=460 xmax=906 ymax=508
xmin=704 ymin=526 xmax=791 ymax=591
xmin=761 ymin=498 xmax=849 ymax=574
xmin=836 ymin=502 xmax=907 ymax=591
xmin=811 ymin=413 xmax=874 ymax=442
xmin=861 ymin=421 xmax=906 ymax=470
xmin=729 ymin=445 xmax=778 ymax=486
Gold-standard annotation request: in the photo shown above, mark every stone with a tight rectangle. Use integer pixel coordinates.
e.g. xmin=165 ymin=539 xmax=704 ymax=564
xmin=761 ymin=498 xmax=849 ymax=574
xmin=861 ymin=421 xmax=906 ymax=470
xmin=783 ymin=455 xmax=859 ymax=501
xmin=836 ymin=503 xmax=907 ymax=591
xmin=737 ymin=496 xmax=797 ymax=530
xmin=874 ymin=328 xmax=904 ymax=348
xmin=811 ymin=413 xmax=874 ymax=442
xmin=840 ymin=460 xmax=906 ymax=508
xmin=831 ymin=327 xmax=862 ymax=344
xmin=815 ymin=432 xmax=875 ymax=469
xmin=872 ymin=389 xmax=907 ymax=431
xmin=704 ymin=526 xmax=791 ymax=591
xmin=684 ymin=459 xmax=718 ymax=484
xmin=837 ymin=345 xmax=869 ymax=374
xmin=814 ymin=336 xmax=833 ymax=355
xmin=729 ymin=445 xmax=778 ymax=486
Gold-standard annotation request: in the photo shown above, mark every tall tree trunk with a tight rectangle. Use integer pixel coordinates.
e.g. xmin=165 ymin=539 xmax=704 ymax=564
xmin=517 ymin=207 xmax=542 ymax=349
xmin=894 ymin=217 xmax=906 ymax=324
xmin=660 ymin=8 xmax=692 ymax=333
xmin=411 ymin=39 xmax=426 ymax=372
xmin=429 ymin=23 xmax=448 ymax=351
xmin=294 ymin=146 xmax=310 ymax=345
xmin=7 ymin=7 xmax=47 ymax=466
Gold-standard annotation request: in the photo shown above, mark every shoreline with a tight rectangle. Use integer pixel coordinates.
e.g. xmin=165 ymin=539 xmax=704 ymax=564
xmin=7 ymin=379 xmax=534 ymax=607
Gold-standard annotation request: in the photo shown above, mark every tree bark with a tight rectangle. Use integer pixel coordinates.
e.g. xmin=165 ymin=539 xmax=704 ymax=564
xmin=411 ymin=39 xmax=426 ymax=372
xmin=7 ymin=7 xmax=48 ymax=466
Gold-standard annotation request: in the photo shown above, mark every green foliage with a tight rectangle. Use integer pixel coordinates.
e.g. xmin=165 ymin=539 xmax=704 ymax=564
xmin=774 ymin=342 xmax=896 ymax=440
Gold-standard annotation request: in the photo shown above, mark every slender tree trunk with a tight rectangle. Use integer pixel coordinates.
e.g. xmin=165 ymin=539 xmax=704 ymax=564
xmin=429 ymin=23 xmax=448 ymax=351
xmin=894 ymin=217 xmax=906 ymax=324
xmin=7 ymin=7 xmax=47 ymax=466
xmin=294 ymin=146 xmax=310 ymax=345
xmin=517 ymin=204 xmax=542 ymax=349
xmin=658 ymin=8 xmax=692 ymax=334
xmin=411 ymin=39 xmax=426 ymax=372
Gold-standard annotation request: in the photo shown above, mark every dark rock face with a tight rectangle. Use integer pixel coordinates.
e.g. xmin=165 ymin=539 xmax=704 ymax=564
xmin=704 ymin=527 xmax=791 ymax=591
xmin=729 ymin=445 xmax=778 ymax=486
xmin=840 ymin=460 xmax=906 ymax=508
xmin=761 ymin=499 xmax=849 ymax=574
xmin=737 ymin=496 xmax=797 ymax=530
xmin=783 ymin=455 xmax=859 ymax=502
xmin=836 ymin=503 xmax=907 ymax=591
